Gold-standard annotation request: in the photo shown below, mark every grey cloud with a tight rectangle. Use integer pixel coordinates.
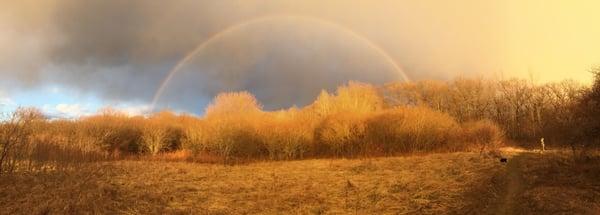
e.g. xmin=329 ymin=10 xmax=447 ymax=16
xmin=0 ymin=0 xmax=506 ymax=113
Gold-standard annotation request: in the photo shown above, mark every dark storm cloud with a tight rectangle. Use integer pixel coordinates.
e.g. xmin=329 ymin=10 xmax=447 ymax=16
xmin=0 ymin=0 xmax=506 ymax=113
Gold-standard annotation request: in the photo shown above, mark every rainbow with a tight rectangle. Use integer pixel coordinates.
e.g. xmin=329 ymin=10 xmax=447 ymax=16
xmin=151 ymin=15 xmax=410 ymax=110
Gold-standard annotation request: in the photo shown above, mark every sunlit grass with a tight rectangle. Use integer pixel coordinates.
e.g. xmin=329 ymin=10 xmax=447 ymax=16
xmin=0 ymin=152 xmax=505 ymax=214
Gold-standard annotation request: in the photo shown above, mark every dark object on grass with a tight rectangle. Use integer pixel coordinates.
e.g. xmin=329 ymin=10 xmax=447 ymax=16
xmin=500 ymin=158 xmax=508 ymax=163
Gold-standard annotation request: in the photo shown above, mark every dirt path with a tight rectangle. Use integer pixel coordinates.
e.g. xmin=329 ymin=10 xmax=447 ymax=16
xmin=495 ymin=151 xmax=527 ymax=215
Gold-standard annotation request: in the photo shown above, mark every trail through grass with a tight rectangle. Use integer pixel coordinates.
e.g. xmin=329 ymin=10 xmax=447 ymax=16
xmin=495 ymin=151 xmax=526 ymax=215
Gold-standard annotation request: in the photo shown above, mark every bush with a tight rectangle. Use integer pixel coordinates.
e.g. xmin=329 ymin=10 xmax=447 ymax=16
xmin=80 ymin=114 xmax=145 ymax=154
xmin=205 ymin=91 xmax=262 ymax=117
xmin=197 ymin=92 xmax=268 ymax=161
xmin=163 ymin=126 xmax=184 ymax=151
xmin=141 ymin=119 xmax=168 ymax=155
xmin=309 ymin=82 xmax=384 ymax=117
xmin=0 ymin=80 xmax=517 ymax=164
xmin=460 ymin=120 xmax=504 ymax=152
xmin=314 ymin=112 xmax=368 ymax=157
xmin=182 ymin=120 xmax=210 ymax=155
xmin=365 ymin=107 xmax=461 ymax=154
xmin=259 ymin=111 xmax=313 ymax=160
xmin=203 ymin=116 xmax=266 ymax=160
xmin=0 ymin=108 xmax=45 ymax=174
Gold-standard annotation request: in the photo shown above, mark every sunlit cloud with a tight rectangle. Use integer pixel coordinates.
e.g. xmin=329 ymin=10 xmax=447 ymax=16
xmin=42 ymin=103 xmax=92 ymax=119
xmin=55 ymin=104 xmax=86 ymax=117
xmin=0 ymin=90 xmax=15 ymax=111
xmin=40 ymin=103 xmax=152 ymax=119
xmin=0 ymin=97 xmax=14 ymax=107
xmin=113 ymin=105 xmax=152 ymax=117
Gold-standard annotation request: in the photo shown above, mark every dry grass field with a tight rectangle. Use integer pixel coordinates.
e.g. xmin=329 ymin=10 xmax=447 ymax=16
xmin=2 ymin=149 xmax=597 ymax=214
xmin=0 ymin=152 xmax=499 ymax=214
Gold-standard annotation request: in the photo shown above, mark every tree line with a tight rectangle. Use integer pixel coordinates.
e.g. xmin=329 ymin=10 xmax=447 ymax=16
xmin=2 ymin=70 xmax=600 ymax=171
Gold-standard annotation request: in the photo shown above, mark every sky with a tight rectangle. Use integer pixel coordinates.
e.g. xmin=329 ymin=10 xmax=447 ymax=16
xmin=1 ymin=0 xmax=599 ymax=117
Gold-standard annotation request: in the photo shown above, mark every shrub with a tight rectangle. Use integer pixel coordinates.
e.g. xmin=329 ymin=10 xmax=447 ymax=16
xmin=141 ymin=119 xmax=168 ymax=155
xmin=365 ymin=107 xmax=461 ymax=154
xmin=309 ymin=82 xmax=385 ymax=117
xmin=205 ymin=91 xmax=262 ymax=117
xmin=0 ymin=107 xmax=46 ymax=174
xmin=182 ymin=120 xmax=210 ymax=155
xmin=27 ymin=135 xmax=107 ymax=167
xmin=460 ymin=120 xmax=504 ymax=152
xmin=80 ymin=114 xmax=144 ymax=154
xmin=258 ymin=111 xmax=313 ymax=160
xmin=162 ymin=126 xmax=184 ymax=151
xmin=194 ymin=91 xmax=268 ymax=161
xmin=203 ymin=116 xmax=266 ymax=160
xmin=314 ymin=112 xmax=368 ymax=157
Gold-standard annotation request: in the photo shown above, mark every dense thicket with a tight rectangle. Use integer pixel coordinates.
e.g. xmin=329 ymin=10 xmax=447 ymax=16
xmin=2 ymin=73 xmax=599 ymax=168
xmin=572 ymin=68 xmax=600 ymax=152
xmin=380 ymin=71 xmax=599 ymax=151
xmin=383 ymin=78 xmax=585 ymax=143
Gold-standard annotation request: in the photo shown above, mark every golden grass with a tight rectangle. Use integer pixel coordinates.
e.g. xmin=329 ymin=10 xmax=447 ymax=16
xmin=2 ymin=150 xmax=598 ymax=214
xmin=0 ymin=152 xmax=504 ymax=214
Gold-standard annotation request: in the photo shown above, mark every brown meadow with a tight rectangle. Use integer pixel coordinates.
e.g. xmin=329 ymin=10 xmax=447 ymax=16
xmin=1 ymin=150 xmax=598 ymax=214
